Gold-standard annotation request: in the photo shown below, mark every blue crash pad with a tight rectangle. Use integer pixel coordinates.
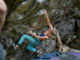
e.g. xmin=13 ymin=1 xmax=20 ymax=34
xmin=31 ymin=52 xmax=62 ymax=60
xmin=31 ymin=51 xmax=80 ymax=60
xmin=50 ymin=51 xmax=80 ymax=60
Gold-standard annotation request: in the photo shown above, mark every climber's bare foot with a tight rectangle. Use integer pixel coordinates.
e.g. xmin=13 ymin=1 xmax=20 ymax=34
xmin=37 ymin=50 xmax=42 ymax=54
xmin=16 ymin=45 xmax=19 ymax=49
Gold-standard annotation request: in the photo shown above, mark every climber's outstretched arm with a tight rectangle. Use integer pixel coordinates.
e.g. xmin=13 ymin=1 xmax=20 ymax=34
xmin=43 ymin=10 xmax=53 ymax=32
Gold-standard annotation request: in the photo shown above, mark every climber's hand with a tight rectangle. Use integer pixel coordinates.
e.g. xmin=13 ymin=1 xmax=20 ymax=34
xmin=43 ymin=9 xmax=47 ymax=15
xmin=29 ymin=31 xmax=33 ymax=34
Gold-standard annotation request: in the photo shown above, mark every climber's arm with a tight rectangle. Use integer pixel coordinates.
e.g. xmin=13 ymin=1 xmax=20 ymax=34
xmin=36 ymin=36 xmax=49 ymax=40
xmin=54 ymin=28 xmax=63 ymax=48
xmin=43 ymin=10 xmax=53 ymax=32
xmin=29 ymin=31 xmax=49 ymax=40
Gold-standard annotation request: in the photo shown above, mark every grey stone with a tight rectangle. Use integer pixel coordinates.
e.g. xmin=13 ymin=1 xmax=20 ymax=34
xmin=37 ymin=40 xmax=56 ymax=55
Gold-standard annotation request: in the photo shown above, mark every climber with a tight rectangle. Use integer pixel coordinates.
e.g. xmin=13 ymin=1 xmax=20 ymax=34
xmin=16 ymin=10 xmax=63 ymax=53
xmin=0 ymin=0 xmax=7 ymax=31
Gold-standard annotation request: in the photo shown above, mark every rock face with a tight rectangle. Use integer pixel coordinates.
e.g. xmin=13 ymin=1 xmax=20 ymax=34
xmin=68 ymin=20 xmax=80 ymax=49
xmin=5 ymin=0 xmax=76 ymax=45
xmin=54 ymin=18 xmax=75 ymax=43
xmin=73 ymin=0 xmax=80 ymax=10
xmin=1 ymin=0 xmax=80 ymax=60
xmin=37 ymin=40 xmax=56 ymax=56
xmin=5 ymin=0 xmax=23 ymax=13
xmin=6 ymin=0 xmax=75 ymax=33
